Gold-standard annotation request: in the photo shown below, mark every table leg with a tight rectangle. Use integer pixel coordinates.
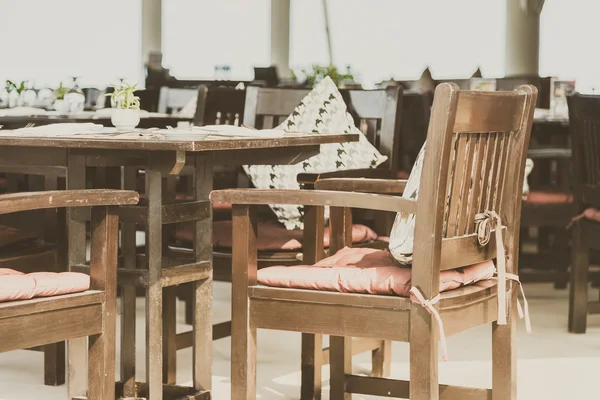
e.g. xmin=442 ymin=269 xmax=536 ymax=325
xmin=67 ymin=153 xmax=89 ymax=399
xmin=163 ymin=177 xmax=177 ymax=385
xmin=146 ymin=168 xmax=164 ymax=400
xmin=193 ymin=155 xmax=213 ymax=392
xmin=121 ymin=167 xmax=138 ymax=398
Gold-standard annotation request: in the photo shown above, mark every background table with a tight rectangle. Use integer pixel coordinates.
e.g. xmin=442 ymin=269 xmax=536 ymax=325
xmin=0 ymin=112 xmax=191 ymax=130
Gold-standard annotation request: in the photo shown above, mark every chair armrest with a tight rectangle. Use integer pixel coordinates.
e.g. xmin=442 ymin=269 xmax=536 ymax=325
xmin=314 ymin=178 xmax=407 ymax=195
xmin=527 ymin=148 xmax=572 ymax=159
xmin=210 ymin=189 xmax=416 ymax=214
xmin=297 ymin=168 xmax=396 ymax=185
xmin=0 ymin=189 xmax=139 ymax=215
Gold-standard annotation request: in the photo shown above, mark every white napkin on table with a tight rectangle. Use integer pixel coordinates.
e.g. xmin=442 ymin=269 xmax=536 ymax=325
xmin=13 ymin=123 xmax=104 ymax=136
xmin=0 ymin=107 xmax=48 ymax=117
xmin=195 ymin=125 xmax=285 ymax=138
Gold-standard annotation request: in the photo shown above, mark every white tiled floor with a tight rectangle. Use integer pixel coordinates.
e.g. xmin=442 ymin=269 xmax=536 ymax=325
xmin=2 ymin=282 xmax=600 ymax=399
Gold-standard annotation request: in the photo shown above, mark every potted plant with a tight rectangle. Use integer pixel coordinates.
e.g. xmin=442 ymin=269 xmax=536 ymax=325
xmin=5 ymin=80 xmax=26 ymax=108
xmin=54 ymin=83 xmax=69 ymax=112
xmin=296 ymin=65 xmax=355 ymax=88
xmin=106 ymin=83 xmax=143 ymax=131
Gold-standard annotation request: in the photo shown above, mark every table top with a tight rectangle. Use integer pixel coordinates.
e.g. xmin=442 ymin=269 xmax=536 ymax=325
xmin=0 ymin=130 xmax=359 ymax=152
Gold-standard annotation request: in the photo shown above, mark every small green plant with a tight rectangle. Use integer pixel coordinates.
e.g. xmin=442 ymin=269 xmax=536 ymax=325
xmin=106 ymin=82 xmax=142 ymax=110
xmin=299 ymin=65 xmax=354 ymax=87
xmin=54 ymin=83 xmax=69 ymax=100
xmin=5 ymin=80 xmax=26 ymax=94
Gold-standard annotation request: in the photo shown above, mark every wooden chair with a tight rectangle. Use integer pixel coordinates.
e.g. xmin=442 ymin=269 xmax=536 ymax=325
xmin=157 ymin=87 xmax=197 ymax=114
xmin=178 ymin=86 xmax=404 ymax=274
xmin=567 ymin=93 xmax=600 ymax=333
xmin=0 ymin=189 xmax=138 ymax=400
xmin=212 ymin=83 xmax=537 ymax=400
xmin=174 ymin=85 xmax=404 ymax=397
xmin=193 ymin=85 xmax=246 ymax=127
xmin=0 ymin=167 xmax=67 ymax=386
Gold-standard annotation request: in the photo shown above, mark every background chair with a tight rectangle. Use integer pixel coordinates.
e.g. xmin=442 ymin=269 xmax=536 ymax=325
xmin=214 ymin=83 xmax=537 ymax=400
xmin=174 ymin=85 xmax=404 ymax=397
xmin=157 ymin=87 xmax=197 ymax=114
xmin=567 ymin=93 xmax=600 ymax=333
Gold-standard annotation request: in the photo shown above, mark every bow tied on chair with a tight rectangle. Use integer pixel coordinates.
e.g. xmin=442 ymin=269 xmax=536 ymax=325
xmin=475 ymin=211 xmax=531 ymax=332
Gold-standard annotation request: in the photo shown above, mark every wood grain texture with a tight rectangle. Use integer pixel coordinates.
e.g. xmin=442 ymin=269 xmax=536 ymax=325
xmin=0 ymin=189 xmax=138 ymax=214
xmin=314 ymin=178 xmax=407 ymax=194
xmin=210 ymin=189 xmax=416 ymax=213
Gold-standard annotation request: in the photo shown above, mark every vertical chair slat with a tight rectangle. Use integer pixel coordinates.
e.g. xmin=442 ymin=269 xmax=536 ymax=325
xmin=446 ymin=133 xmax=468 ymax=237
xmin=494 ymin=132 xmax=512 ymax=212
xmin=465 ymin=133 xmax=485 ymax=235
xmin=457 ymin=133 xmax=476 ymax=236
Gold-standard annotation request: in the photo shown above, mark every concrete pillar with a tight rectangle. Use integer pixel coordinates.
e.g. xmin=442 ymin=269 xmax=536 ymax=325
xmin=270 ymin=0 xmax=292 ymax=79
xmin=505 ymin=0 xmax=540 ymax=76
xmin=142 ymin=0 xmax=162 ymax=65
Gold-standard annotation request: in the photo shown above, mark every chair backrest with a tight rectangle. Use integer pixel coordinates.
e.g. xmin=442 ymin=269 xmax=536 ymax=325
xmin=243 ymin=86 xmax=404 ymax=171
xmin=157 ymin=87 xmax=196 ymax=114
xmin=567 ymin=93 xmax=600 ymax=208
xmin=398 ymin=90 xmax=432 ymax=173
xmin=413 ymin=84 xmax=537 ymax=296
xmin=193 ymin=85 xmax=246 ymax=126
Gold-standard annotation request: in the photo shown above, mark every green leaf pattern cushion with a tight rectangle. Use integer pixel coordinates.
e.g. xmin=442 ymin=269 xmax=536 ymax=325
xmin=243 ymin=76 xmax=387 ymax=230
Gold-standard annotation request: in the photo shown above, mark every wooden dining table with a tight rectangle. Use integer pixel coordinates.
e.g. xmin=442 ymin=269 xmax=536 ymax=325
xmin=0 ymin=129 xmax=358 ymax=400
xmin=0 ymin=111 xmax=191 ymax=130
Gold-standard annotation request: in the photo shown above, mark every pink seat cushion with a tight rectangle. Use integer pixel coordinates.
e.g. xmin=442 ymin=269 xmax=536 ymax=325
xmin=0 ymin=268 xmax=90 ymax=302
xmin=257 ymin=247 xmax=496 ymax=297
xmin=580 ymin=208 xmax=600 ymax=222
xmin=177 ymin=220 xmax=380 ymax=251
xmin=396 ymin=170 xmax=410 ymax=180
xmin=524 ymin=191 xmax=573 ymax=204
xmin=0 ymin=225 xmax=35 ymax=249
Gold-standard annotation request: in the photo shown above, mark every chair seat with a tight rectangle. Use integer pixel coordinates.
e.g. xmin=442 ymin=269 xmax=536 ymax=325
xmin=257 ymin=247 xmax=496 ymax=297
xmin=576 ymin=208 xmax=600 ymax=223
xmin=0 ymin=290 xmax=103 ymax=319
xmin=176 ymin=220 xmax=380 ymax=251
xmin=396 ymin=170 xmax=410 ymax=180
xmin=524 ymin=190 xmax=573 ymax=204
xmin=0 ymin=225 xmax=36 ymax=250
xmin=0 ymin=268 xmax=90 ymax=303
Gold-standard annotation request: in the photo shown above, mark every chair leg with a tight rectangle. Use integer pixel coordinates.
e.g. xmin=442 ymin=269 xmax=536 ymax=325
xmin=569 ymin=223 xmax=589 ymax=333
xmin=370 ymin=340 xmax=392 ymax=378
xmin=88 ymin=331 xmax=116 ymax=400
xmin=163 ymin=286 xmax=177 ymax=384
xmin=301 ymin=333 xmax=323 ymax=400
xmin=44 ymin=342 xmax=65 ymax=386
xmin=553 ymin=229 xmax=569 ymax=290
xmin=330 ymin=336 xmax=352 ymax=400
xmin=492 ymin=292 xmax=517 ymax=400
xmin=409 ymin=307 xmax=439 ymax=400
xmin=231 ymin=304 xmax=257 ymax=400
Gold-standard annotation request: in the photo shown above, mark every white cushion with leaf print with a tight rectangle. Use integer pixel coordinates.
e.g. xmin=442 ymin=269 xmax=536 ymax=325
xmin=243 ymin=76 xmax=387 ymax=230
xmin=389 ymin=143 xmax=425 ymax=265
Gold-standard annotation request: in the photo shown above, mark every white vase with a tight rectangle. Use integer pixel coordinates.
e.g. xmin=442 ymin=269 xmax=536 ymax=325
xmin=53 ymin=99 xmax=68 ymax=113
xmin=111 ymin=108 xmax=140 ymax=132
xmin=8 ymin=91 xmax=20 ymax=108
